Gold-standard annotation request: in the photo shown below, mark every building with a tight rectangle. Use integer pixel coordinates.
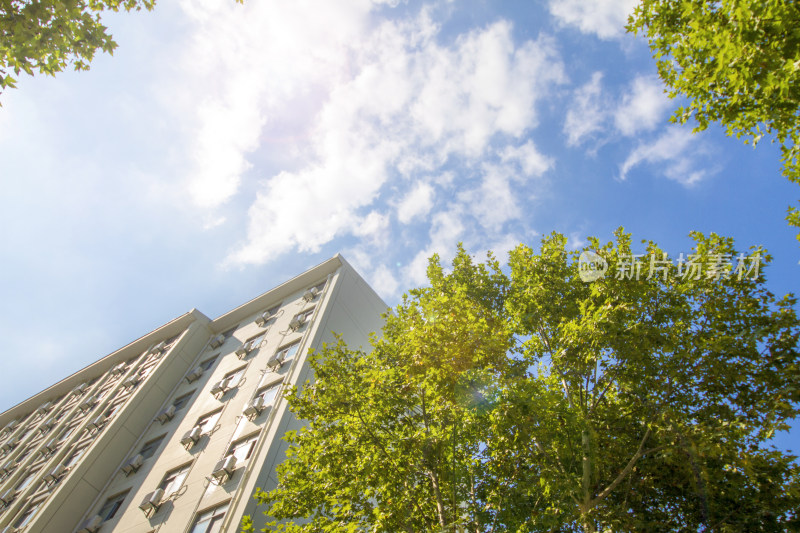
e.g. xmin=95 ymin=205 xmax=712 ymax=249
xmin=0 ymin=256 xmax=387 ymax=532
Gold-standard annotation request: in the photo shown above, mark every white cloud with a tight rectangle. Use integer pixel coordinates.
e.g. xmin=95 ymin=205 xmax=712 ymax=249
xmin=397 ymin=182 xmax=435 ymax=223
xmin=614 ymin=75 xmax=671 ymax=136
xmin=472 ymin=233 xmax=523 ymax=265
xmin=353 ymin=211 xmax=391 ymax=239
xmin=564 ymin=72 xmax=607 ymax=146
xmin=171 ymin=0 xmax=376 ymax=209
xmin=224 ymin=13 xmax=565 ymax=266
xmin=500 ymin=140 xmax=553 ymax=177
xmin=549 ymin=0 xmax=639 ymax=39
xmin=369 ymin=264 xmax=400 ymax=298
xmin=568 ymin=231 xmax=587 ymax=250
xmin=404 ymin=208 xmax=465 ymax=286
xmin=458 ymin=164 xmax=520 ymax=232
xmin=619 ymin=127 xmax=712 ymax=186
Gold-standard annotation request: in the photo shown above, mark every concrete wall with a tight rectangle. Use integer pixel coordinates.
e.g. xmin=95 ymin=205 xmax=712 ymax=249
xmin=0 ymin=256 xmax=386 ymax=533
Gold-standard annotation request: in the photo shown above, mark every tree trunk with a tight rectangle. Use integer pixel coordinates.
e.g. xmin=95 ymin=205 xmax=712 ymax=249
xmin=428 ymin=468 xmax=447 ymax=529
xmin=581 ymin=429 xmax=595 ymax=533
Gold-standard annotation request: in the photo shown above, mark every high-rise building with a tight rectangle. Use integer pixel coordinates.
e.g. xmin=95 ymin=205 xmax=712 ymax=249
xmin=0 ymin=256 xmax=386 ymax=533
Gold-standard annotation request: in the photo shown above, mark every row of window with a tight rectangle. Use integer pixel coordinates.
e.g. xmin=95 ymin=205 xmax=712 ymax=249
xmin=93 ymin=495 xmax=227 ymax=533
xmin=0 ymin=335 xmax=174 ymax=456
xmin=91 ymin=296 xmax=320 ymax=531
xmin=1 ymin=282 xmax=325 ymax=531
xmin=3 ymin=442 xmax=92 ymax=528
xmin=95 ymin=430 xmax=257 ymax=529
xmin=0 ymin=339 xmax=179 ymax=530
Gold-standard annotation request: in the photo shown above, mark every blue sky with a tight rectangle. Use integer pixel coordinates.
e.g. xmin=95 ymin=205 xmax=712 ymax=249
xmin=1 ymin=0 xmax=797 ymax=450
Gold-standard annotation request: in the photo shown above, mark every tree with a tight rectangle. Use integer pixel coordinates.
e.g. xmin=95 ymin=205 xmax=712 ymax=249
xmin=0 ymin=0 xmax=155 ymax=101
xmin=627 ymin=1 xmax=800 ymax=239
xmin=243 ymin=231 xmax=800 ymax=532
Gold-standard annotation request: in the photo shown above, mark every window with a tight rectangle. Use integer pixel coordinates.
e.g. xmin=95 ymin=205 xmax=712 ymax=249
xmin=274 ymin=341 xmax=301 ymax=365
xmin=13 ymin=499 xmax=43 ymax=529
xmin=159 ymin=463 xmax=191 ymax=496
xmin=254 ymin=383 xmax=281 ymax=405
xmin=190 ymin=501 xmax=228 ymax=533
xmin=105 ymin=402 xmax=122 ymax=418
xmin=15 ymin=471 xmax=35 ymax=492
xmin=227 ymin=434 xmax=258 ymax=464
xmin=302 ymin=281 xmax=326 ymax=302
xmin=295 ymin=307 xmax=315 ymax=324
xmin=199 ymin=356 xmax=218 ymax=372
xmin=194 ymin=409 xmax=222 ymax=434
xmin=224 ymin=367 xmax=246 ymax=388
xmin=172 ymin=391 xmax=195 ymax=412
xmin=139 ymin=354 xmax=161 ymax=377
xmin=139 ymin=435 xmax=166 ymax=459
xmin=245 ymin=332 xmax=266 ymax=350
xmin=311 ymin=280 xmax=326 ymax=292
xmin=256 ymin=303 xmax=282 ymax=326
xmin=13 ymin=446 xmax=32 ymax=465
xmin=57 ymin=424 xmax=76 ymax=443
xmin=98 ymin=491 xmax=129 ymax=521
xmin=64 ymin=446 xmax=88 ymax=468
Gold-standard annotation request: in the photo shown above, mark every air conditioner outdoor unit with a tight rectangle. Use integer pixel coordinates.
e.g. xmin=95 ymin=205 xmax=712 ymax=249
xmin=0 ymin=489 xmax=16 ymax=507
xmin=122 ymin=375 xmax=140 ymax=389
xmin=35 ymin=402 xmax=52 ymax=416
xmin=72 ymin=383 xmax=88 ymax=396
xmin=181 ymin=427 xmax=202 ymax=447
xmin=43 ymin=464 xmax=66 ymax=484
xmin=0 ymin=438 xmax=18 ymax=453
xmin=155 ymin=405 xmax=176 ymax=424
xmin=211 ymin=455 xmax=237 ymax=483
xmin=121 ymin=454 xmax=143 ymax=476
xmin=235 ymin=341 xmax=253 ymax=359
xmin=302 ymin=287 xmax=318 ymax=302
xmin=255 ymin=311 xmax=272 ymax=327
xmin=243 ymin=397 xmax=265 ymax=418
xmin=139 ymin=488 xmax=164 ymax=516
xmin=209 ymin=334 xmax=225 ymax=348
xmin=1 ymin=420 xmax=17 ymax=434
xmin=78 ymin=396 xmax=97 ymax=412
xmin=0 ymin=463 xmax=12 ymax=478
xmin=266 ymin=353 xmax=283 ymax=370
xmin=111 ymin=362 xmax=126 ymax=375
xmin=210 ymin=377 xmax=230 ymax=397
xmin=150 ymin=341 xmax=167 ymax=354
xmin=44 ymin=438 xmax=59 ymax=453
xmin=185 ymin=366 xmax=203 ymax=383
xmin=76 ymin=515 xmax=102 ymax=533
xmin=88 ymin=416 xmax=107 ymax=432
xmin=38 ymin=418 xmax=55 ymax=434
xmin=289 ymin=316 xmax=305 ymax=331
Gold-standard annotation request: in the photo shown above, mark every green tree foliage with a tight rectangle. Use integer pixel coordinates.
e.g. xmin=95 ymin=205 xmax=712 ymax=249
xmin=0 ymin=0 xmax=156 ymax=99
xmin=244 ymin=231 xmax=800 ymax=532
xmin=627 ymin=0 xmax=800 ymax=237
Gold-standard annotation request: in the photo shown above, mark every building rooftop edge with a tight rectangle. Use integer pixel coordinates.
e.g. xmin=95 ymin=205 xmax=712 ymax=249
xmin=0 ymin=255 xmax=352 ymax=421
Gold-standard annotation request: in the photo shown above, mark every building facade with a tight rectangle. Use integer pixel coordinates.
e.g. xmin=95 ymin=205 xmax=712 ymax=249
xmin=0 ymin=256 xmax=386 ymax=533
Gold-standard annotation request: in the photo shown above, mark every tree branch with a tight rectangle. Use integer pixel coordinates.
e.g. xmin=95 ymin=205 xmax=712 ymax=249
xmin=589 ymin=427 xmax=652 ymax=508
